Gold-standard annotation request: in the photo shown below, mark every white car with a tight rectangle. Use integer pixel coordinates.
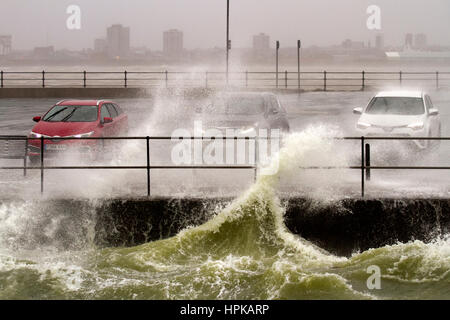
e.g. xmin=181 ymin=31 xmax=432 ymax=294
xmin=353 ymin=91 xmax=441 ymax=149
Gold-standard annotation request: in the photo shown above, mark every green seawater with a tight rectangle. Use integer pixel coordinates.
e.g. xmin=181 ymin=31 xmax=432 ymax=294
xmin=0 ymin=128 xmax=449 ymax=300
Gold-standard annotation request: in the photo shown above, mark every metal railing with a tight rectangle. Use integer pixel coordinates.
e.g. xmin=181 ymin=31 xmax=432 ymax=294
xmin=0 ymin=135 xmax=449 ymax=197
xmin=1 ymin=70 xmax=450 ymax=90
xmin=339 ymin=136 xmax=450 ymax=197
xmin=0 ymin=136 xmax=259 ymax=196
xmin=0 ymin=135 xmax=28 ymax=176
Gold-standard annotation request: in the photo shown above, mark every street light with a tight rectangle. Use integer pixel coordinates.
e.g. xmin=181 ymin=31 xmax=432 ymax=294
xmin=276 ymin=40 xmax=280 ymax=88
xmin=226 ymin=0 xmax=230 ymax=85
xmin=297 ymin=40 xmax=301 ymax=92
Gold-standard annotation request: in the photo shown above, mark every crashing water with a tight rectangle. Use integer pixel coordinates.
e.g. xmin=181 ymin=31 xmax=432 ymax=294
xmin=0 ymin=126 xmax=449 ymax=299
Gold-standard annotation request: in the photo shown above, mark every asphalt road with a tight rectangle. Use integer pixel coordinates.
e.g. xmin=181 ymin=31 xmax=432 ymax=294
xmin=0 ymin=90 xmax=449 ymax=199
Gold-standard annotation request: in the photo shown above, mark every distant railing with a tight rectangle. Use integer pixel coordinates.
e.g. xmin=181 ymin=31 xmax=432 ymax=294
xmin=1 ymin=70 xmax=450 ymax=90
xmin=0 ymin=135 xmax=449 ymax=197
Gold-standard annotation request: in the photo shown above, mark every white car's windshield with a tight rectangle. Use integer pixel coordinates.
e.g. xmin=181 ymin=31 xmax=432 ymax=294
xmin=365 ymin=97 xmax=424 ymax=115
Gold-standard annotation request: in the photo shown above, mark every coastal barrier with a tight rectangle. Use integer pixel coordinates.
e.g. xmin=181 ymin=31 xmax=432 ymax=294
xmin=2 ymin=197 xmax=448 ymax=256
xmin=0 ymin=70 xmax=449 ymax=98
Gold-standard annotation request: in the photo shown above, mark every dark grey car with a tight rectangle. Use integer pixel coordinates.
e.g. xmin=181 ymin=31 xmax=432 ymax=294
xmin=197 ymin=92 xmax=290 ymax=134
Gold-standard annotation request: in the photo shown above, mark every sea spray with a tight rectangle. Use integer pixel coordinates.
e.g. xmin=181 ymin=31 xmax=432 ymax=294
xmin=333 ymin=236 xmax=450 ymax=299
xmin=86 ymin=126 xmax=450 ymax=299
xmin=0 ymin=126 xmax=448 ymax=299
xmin=88 ymin=126 xmax=365 ymax=299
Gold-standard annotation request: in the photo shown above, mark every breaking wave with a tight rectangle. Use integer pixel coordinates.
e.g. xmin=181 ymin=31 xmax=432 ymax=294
xmin=0 ymin=126 xmax=448 ymax=299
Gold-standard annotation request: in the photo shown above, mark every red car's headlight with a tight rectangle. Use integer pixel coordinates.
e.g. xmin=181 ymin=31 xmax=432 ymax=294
xmin=29 ymin=131 xmax=42 ymax=138
xmin=73 ymin=131 xmax=94 ymax=138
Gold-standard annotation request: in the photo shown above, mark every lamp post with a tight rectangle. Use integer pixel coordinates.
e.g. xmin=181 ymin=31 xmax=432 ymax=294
xmin=226 ymin=0 xmax=230 ymax=85
xmin=297 ymin=40 xmax=301 ymax=92
xmin=276 ymin=40 xmax=280 ymax=88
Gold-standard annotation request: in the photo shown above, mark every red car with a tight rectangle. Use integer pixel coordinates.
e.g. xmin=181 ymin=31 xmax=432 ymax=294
xmin=28 ymin=100 xmax=128 ymax=164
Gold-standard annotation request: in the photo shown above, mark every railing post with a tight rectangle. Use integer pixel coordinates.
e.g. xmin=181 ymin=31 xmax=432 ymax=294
xmin=83 ymin=71 xmax=86 ymax=88
xmin=362 ymin=71 xmax=365 ymax=91
xmin=40 ymin=136 xmax=44 ymax=194
xmin=324 ymin=71 xmax=327 ymax=91
xmin=124 ymin=70 xmax=127 ymax=88
xmin=297 ymin=40 xmax=301 ymax=92
xmin=298 ymin=70 xmax=301 ymax=92
xmin=361 ymin=136 xmax=365 ymax=198
xmin=245 ymin=71 xmax=248 ymax=88
xmin=276 ymin=70 xmax=279 ymax=89
xmin=285 ymin=70 xmax=288 ymax=89
xmin=254 ymin=137 xmax=259 ymax=183
xmin=23 ymin=138 xmax=28 ymax=177
xmin=1 ymin=70 xmax=3 ymax=88
xmin=146 ymin=136 xmax=150 ymax=197
xmin=399 ymin=71 xmax=402 ymax=86
xmin=103 ymin=136 xmax=107 ymax=152
xmin=42 ymin=70 xmax=45 ymax=88
xmin=276 ymin=41 xmax=279 ymax=89
xmin=365 ymin=143 xmax=371 ymax=181
xmin=436 ymin=71 xmax=439 ymax=89
xmin=165 ymin=70 xmax=168 ymax=88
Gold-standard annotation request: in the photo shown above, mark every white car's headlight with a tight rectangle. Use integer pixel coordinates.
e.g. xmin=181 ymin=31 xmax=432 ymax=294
xmin=73 ymin=131 xmax=94 ymax=138
xmin=407 ymin=122 xmax=424 ymax=131
xmin=356 ymin=122 xmax=371 ymax=129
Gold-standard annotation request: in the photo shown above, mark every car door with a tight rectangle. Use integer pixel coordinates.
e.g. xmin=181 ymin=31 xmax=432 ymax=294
xmin=105 ymin=103 xmax=120 ymax=136
xmin=112 ymin=103 xmax=128 ymax=135
xmin=266 ymin=95 xmax=286 ymax=130
xmin=100 ymin=103 xmax=114 ymax=137
xmin=425 ymin=95 xmax=439 ymax=136
xmin=277 ymin=99 xmax=289 ymax=131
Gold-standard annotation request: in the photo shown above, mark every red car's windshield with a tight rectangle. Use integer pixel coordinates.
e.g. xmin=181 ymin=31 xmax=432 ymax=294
xmin=43 ymin=105 xmax=98 ymax=122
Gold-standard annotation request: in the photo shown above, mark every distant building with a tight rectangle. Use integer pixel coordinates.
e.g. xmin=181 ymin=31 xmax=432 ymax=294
xmin=342 ymin=39 xmax=365 ymax=49
xmin=106 ymin=24 xmax=130 ymax=58
xmin=375 ymin=34 xmax=384 ymax=50
xmin=415 ymin=34 xmax=427 ymax=49
xmin=33 ymin=46 xmax=55 ymax=58
xmin=163 ymin=29 xmax=183 ymax=56
xmin=342 ymin=39 xmax=351 ymax=48
xmin=253 ymin=33 xmax=270 ymax=54
xmin=0 ymin=35 xmax=12 ymax=55
xmin=405 ymin=33 xmax=414 ymax=49
xmin=94 ymin=38 xmax=107 ymax=54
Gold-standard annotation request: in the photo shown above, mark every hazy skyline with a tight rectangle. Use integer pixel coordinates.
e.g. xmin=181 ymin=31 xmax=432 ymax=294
xmin=0 ymin=0 xmax=449 ymax=50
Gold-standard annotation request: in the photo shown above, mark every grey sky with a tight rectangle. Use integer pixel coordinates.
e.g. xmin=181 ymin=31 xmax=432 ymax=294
xmin=0 ymin=0 xmax=449 ymax=50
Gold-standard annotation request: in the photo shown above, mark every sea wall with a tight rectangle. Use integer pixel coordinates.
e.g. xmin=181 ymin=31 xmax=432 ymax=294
xmin=1 ymin=197 xmax=448 ymax=256
xmin=0 ymin=87 xmax=214 ymax=99
xmin=283 ymin=198 xmax=450 ymax=256
xmin=95 ymin=198 xmax=449 ymax=256
xmin=0 ymin=87 xmax=307 ymax=99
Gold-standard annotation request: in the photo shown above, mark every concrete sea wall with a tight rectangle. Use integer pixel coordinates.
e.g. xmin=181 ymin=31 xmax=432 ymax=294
xmin=2 ymin=197 xmax=446 ymax=256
